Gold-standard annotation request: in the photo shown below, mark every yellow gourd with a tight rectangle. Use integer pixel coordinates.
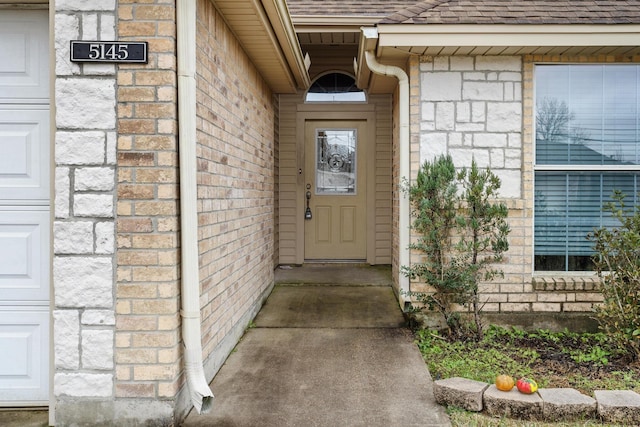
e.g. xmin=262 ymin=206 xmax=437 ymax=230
xmin=495 ymin=374 xmax=515 ymax=391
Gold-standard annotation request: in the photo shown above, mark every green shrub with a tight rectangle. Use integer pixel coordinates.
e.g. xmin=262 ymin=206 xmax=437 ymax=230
xmin=402 ymin=155 xmax=510 ymax=340
xmin=588 ymin=190 xmax=640 ymax=361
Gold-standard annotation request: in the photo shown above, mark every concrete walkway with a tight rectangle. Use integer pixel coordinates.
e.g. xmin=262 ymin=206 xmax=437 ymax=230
xmin=182 ymin=265 xmax=451 ymax=427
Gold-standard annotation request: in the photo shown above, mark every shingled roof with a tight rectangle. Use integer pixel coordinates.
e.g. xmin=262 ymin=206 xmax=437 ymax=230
xmin=381 ymin=0 xmax=640 ymax=25
xmin=286 ymin=0 xmax=419 ymax=17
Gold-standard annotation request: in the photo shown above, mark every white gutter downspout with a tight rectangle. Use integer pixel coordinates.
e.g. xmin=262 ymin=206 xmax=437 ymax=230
xmin=177 ymin=0 xmax=214 ymax=414
xmin=362 ymin=35 xmax=411 ymax=307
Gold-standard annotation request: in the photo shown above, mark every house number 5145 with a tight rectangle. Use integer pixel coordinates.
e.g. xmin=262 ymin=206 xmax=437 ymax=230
xmin=70 ymin=41 xmax=148 ymax=63
xmin=89 ymin=43 xmax=129 ymax=60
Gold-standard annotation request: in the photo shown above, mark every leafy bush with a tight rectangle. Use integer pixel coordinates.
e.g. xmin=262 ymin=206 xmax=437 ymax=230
xmin=402 ymin=155 xmax=510 ymax=339
xmin=588 ymin=190 xmax=640 ymax=361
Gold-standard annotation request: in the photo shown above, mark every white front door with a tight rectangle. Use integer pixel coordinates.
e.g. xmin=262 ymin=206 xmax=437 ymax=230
xmin=0 ymin=10 xmax=50 ymax=405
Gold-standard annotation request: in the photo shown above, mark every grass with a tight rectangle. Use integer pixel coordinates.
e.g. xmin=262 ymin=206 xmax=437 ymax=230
xmin=447 ymin=408 xmax=627 ymax=427
xmin=416 ymin=325 xmax=640 ymax=426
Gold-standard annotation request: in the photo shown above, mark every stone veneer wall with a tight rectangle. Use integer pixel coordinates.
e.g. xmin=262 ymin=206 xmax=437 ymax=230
xmin=53 ymin=0 xmax=119 ymax=424
xmin=412 ymin=55 xmax=611 ymax=318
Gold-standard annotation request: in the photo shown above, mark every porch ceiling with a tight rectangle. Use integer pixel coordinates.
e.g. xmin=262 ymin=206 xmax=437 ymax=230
xmin=213 ymin=0 xmax=310 ymax=93
xmin=293 ymin=18 xmax=403 ymax=94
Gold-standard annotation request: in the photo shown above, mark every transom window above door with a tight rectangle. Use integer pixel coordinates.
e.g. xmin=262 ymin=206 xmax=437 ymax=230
xmin=305 ymin=72 xmax=366 ymax=102
xmin=534 ymin=64 xmax=640 ymax=272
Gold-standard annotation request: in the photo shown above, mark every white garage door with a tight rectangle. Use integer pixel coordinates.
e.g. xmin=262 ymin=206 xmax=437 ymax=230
xmin=0 ymin=10 xmax=50 ymax=405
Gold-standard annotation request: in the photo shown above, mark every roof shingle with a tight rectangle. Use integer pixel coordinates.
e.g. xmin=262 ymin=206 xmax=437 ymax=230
xmin=380 ymin=0 xmax=640 ymax=24
xmin=286 ymin=0 xmax=420 ymax=17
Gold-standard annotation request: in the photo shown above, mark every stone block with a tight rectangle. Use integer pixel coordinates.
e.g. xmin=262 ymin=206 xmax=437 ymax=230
xmin=422 ymin=72 xmax=462 ymax=101
xmin=433 ymin=377 xmax=489 ymax=412
xmin=82 ymin=329 xmax=114 ymax=370
xmin=450 ymin=56 xmax=474 ymax=71
xmin=53 ymin=310 xmax=80 ymax=369
xmin=55 ymin=131 xmax=105 ymax=165
xmin=100 ymin=14 xmax=116 ymax=40
xmin=538 ymin=388 xmax=596 ymax=421
xmin=95 ymin=221 xmax=115 ymax=254
xmin=487 ymin=102 xmax=521 ymax=132
xmin=475 ymin=56 xmax=522 ymax=72
xmin=494 ymin=169 xmax=521 ymax=198
xmin=483 ymin=384 xmax=543 ymax=420
xmin=54 ymin=221 xmax=93 ymax=254
xmin=55 ymin=0 xmax=116 ymax=12
xmin=595 ymin=390 xmax=640 ymax=424
xmin=81 ymin=13 xmax=98 ymax=39
xmin=55 ymin=167 xmax=70 ymax=219
xmin=74 ymin=194 xmax=114 ymax=217
xmin=56 ymin=78 xmax=116 ymax=129
xmin=435 ymin=102 xmax=455 ymax=130
xmin=54 ymin=13 xmax=80 ymax=76
xmin=473 ymin=133 xmax=507 ymax=148
xmin=54 ymin=373 xmax=113 ymax=398
xmin=54 ymin=256 xmax=113 ymax=308
xmin=82 ymin=309 xmax=116 ymax=326
xmin=463 ymin=82 xmax=503 ymax=101
xmin=75 ymin=167 xmax=115 ymax=191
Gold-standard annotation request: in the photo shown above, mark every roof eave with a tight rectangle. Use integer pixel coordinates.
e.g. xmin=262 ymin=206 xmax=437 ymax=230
xmin=355 ymin=27 xmax=379 ymax=90
xmin=213 ymin=0 xmax=310 ymax=94
xmin=376 ymin=23 xmax=640 ymax=52
xmin=260 ymin=0 xmax=311 ymax=90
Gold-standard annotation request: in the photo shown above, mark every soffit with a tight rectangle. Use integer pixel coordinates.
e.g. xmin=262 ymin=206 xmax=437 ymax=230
xmin=213 ymin=0 xmax=310 ymax=93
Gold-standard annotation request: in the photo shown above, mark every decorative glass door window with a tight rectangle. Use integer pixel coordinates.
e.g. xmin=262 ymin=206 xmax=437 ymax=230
xmin=315 ymin=129 xmax=357 ymax=194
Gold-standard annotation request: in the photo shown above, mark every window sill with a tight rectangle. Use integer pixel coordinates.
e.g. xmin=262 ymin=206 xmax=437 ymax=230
xmin=532 ymin=275 xmax=601 ymax=292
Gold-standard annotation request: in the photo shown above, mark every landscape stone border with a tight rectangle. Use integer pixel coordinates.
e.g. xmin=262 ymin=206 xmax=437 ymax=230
xmin=433 ymin=377 xmax=640 ymax=424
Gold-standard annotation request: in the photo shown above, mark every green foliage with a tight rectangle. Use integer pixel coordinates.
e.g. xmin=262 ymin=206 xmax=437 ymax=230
xmin=416 ymin=325 xmax=640 ymax=398
xmin=568 ymin=345 xmax=610 ymax=365
xmin=402 ymin=155 xmax=510 ymax=339
xmin=587 ymin=190 xmax=640 ymax=361
xmin=456 ymin=161 xmax=511 ymax=337
xmin=416 ymin=328 xmax=538 ymax=386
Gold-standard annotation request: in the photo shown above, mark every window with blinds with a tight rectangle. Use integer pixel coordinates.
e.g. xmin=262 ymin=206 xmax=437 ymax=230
xmin=534 ymin=64 xmax=640 ymax=271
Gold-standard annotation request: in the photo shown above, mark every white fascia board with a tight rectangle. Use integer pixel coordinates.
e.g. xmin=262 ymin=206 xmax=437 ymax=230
xmin=376 ymin=24 xmax=640 ymax=48
xmin=260 ymin=0 xmax=311 ymax=89
xmin=355 ymin=27 xmax=379 ymax=89
xmin=292 ymin=16 xmax=383 ymax=27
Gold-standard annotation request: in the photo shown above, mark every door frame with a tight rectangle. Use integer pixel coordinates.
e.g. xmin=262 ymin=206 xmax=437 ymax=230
xmin=295 ymin=105 xmax=376 ymax=264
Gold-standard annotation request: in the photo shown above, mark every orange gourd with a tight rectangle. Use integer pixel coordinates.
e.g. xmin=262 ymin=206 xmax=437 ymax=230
xmin=495 ymin=374 xmax=515 ymax=391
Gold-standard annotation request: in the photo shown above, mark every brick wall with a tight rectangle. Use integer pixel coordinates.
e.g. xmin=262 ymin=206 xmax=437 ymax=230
xmin=195 ymin=0 xmax=276 ymax=382
xmin=114 ymin=0 xmax=181 ymax=422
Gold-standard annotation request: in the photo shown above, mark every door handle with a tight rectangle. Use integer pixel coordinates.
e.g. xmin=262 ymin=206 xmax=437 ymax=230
xmin=305 ymin=190 xmax=312 ymax=220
